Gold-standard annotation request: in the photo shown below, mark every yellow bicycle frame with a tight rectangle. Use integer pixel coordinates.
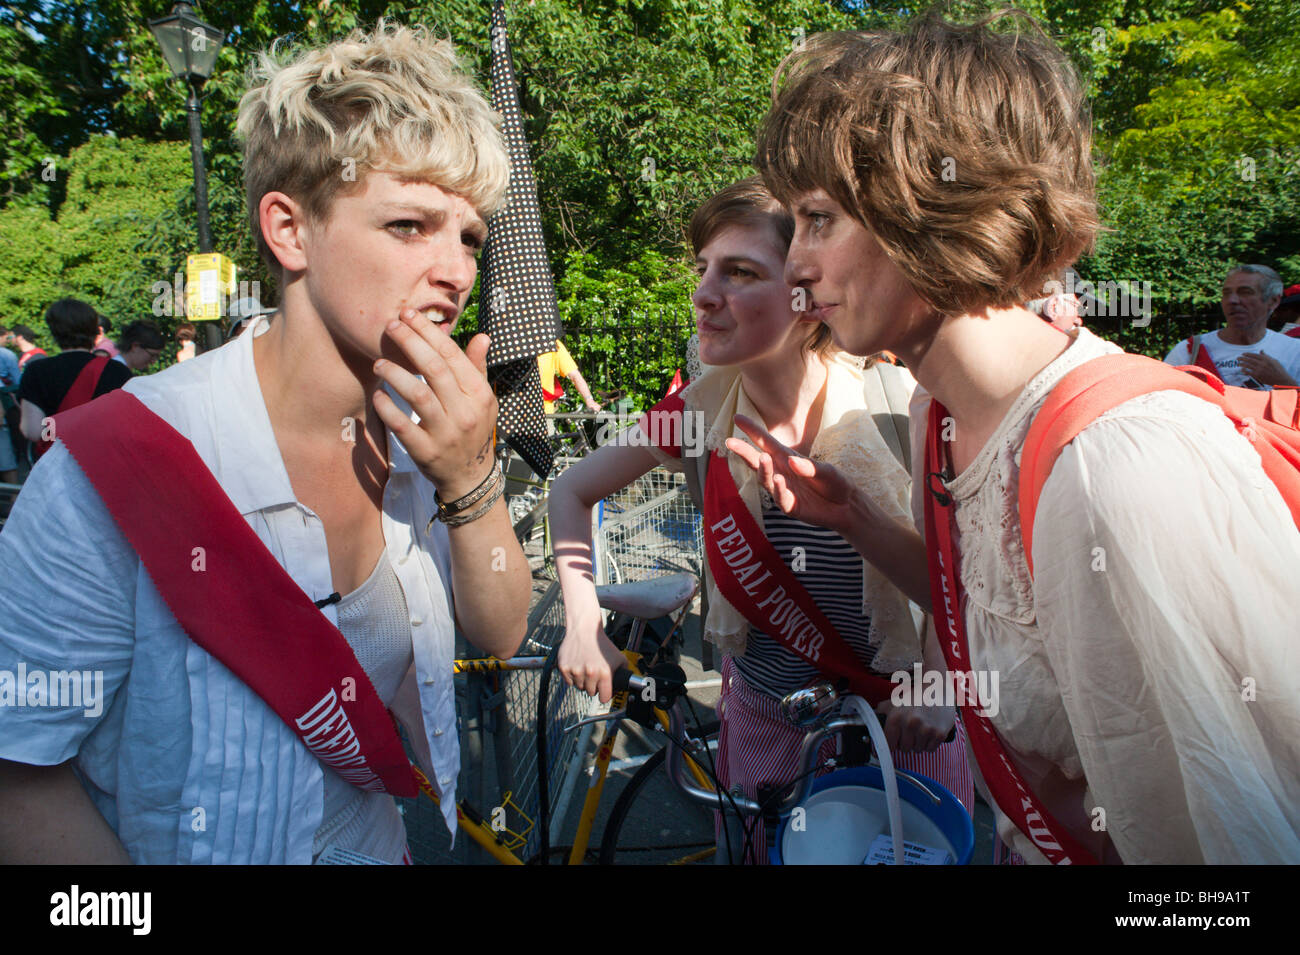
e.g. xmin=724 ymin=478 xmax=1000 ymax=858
xmin=428 ymin=651 xmax=715 ymax=865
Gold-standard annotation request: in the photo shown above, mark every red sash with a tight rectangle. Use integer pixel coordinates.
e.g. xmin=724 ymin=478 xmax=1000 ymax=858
xmin=923 ymin=402 xmax=1098 ymax=864
xmin=54 ymin=390 xmax=419 ymax=797
xmin=703 ymin=451 xmax=895 ymax=704
xmin=542 ymin=378 xmax=565 ymax=403
xmin=35 ymin=355 xmax=109 ymax=459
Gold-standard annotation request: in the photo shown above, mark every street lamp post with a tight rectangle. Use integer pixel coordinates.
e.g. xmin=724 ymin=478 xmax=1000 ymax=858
xmin=148 ymin=2 xmax=225 ymax=351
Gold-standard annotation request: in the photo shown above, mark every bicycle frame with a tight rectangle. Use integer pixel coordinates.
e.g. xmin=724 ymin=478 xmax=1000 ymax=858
xmin=564 ymin=612 xmax=715 ymax=864
xmin=426 ymin=602 xmax=712 ymax=865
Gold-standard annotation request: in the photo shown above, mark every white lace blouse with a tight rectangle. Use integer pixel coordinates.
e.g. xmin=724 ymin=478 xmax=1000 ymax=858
xmin=909 ymin=329 xmax=1300 ymax=864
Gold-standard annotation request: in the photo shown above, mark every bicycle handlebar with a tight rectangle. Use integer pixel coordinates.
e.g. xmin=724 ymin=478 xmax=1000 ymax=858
xmin=664 ymin=695 xmax=953 ymax=818
xmin=612 ymin=668 xmax=954 ymax=819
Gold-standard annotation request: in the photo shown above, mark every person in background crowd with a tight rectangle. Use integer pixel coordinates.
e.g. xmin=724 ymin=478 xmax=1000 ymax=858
xmin=175 ymin=322 xmax=198 ymax=363
xmin=1164 ymin=265 xmax=1300 ymax=389
xmin=0 ymin=336 xmax=19 ymax=483
xmin=114 ymin=320 xmax=166 ymax=372
xmin=1275 ymin=283 xmax=1300 ymax=336
xmin=1026 ymin=289 xmax=1082 ymax=335
xmin=17 ymin=299 xmax=132 ymax=455
xmin=1025 ymin=271 xmax=1095 ymax=337
xmin=93 ymin=316 xmax=119 ymax=359
xmin=538 ymin=338 xmax=601 ymax=415
xmin=749 ymin=10 xmax=1299 ymax=863
xmin=10 ymin=325 xmax=47 ymax=370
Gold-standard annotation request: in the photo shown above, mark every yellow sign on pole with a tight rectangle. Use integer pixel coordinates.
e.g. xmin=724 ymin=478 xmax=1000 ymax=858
xmin=186 ymin=253 xmax=237 ymax=321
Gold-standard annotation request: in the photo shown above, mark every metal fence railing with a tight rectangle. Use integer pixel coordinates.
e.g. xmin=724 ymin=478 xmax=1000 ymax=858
xmin=595 ymin=468 xmax=703 ymax=586
xmin=399 ymin=581 xmax=592 ymax=865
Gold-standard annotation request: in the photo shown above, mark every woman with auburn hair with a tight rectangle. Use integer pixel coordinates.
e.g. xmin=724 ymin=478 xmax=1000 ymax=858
xmin=551 ymin=177 xmax=973 ymax=863
xmin=745 ymin=10 xmax=1300 ymax=863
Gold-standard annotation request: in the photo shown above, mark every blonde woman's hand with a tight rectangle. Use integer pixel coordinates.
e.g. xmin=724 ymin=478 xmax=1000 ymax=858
xmin=372 ymin=309 xmax=497 ymax=501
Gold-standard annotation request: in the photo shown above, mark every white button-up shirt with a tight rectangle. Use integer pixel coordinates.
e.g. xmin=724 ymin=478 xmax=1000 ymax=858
xmin=0 ymin=317 xmax=461 ymax=862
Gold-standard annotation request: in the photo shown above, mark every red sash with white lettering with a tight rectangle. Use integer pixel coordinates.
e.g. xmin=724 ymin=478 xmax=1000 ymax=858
xmin=923 ymin=402 xmax=1097 ymax=864
xmin=704 ymin=451 xmax=895 ymax=704
xmin=54 ymin=389 xmax=419 ymax=797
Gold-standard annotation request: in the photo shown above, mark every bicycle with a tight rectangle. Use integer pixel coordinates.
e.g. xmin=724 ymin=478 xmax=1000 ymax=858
xmin=422 ymin=570 xmax=969 ymax=864
xmin=410 ymin=571 xmax=717 ymax=865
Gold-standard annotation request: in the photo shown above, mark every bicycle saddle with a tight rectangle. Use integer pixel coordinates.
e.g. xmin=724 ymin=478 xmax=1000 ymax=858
xmin=595 ymin=573 xmax=697 ymax=620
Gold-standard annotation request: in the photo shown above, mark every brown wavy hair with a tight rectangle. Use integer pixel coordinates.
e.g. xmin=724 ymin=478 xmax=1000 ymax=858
xmin=755 ymin=8 xmax=1098 ymax=316
xmin=689 ymin=177 xmax=835 ymax=357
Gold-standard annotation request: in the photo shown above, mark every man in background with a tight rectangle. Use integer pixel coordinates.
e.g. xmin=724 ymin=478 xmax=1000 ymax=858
xmin=113 ymin=320 xmax=165 ymax=372
xmin=1164 ymin=264 xmax=1300 ymax=389
xmin=17 ymin=299 xmax=131 ymax=455
xmin=10 ymin=325 xmax=47 ymax=370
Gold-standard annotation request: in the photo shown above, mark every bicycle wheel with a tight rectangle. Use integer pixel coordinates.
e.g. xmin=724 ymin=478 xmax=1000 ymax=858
xmin=598 ymin=719 xmax=721 ymax=865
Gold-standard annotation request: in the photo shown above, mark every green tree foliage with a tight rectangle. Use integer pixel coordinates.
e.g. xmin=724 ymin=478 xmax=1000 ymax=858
xmin=1087 ymin=2 xmax=1300 ymax=304
xmin=0 ymin=0 xmax=1296 ymax=370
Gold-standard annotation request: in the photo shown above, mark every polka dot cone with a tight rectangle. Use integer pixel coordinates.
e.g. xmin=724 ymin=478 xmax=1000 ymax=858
xmin=490 ymin=357 xmax=553 ymax=479
xmin=481 ymin=0 xmax=563 ymax=368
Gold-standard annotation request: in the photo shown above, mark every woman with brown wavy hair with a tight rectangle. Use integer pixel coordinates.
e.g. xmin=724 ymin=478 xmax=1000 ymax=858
xmin=741 ymin=9 xmax=1300 ymax=864
xmin=550 ymin=177 xmax=974 ymax=862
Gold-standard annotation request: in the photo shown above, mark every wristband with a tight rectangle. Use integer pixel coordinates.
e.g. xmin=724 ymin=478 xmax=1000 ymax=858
xmin=436 ymin=462 xmax=502 ymax=514
xmin=438 ymin=472 xmax=507 ymax=528
xmin=428 ymin=463 xmax=504 ymax=529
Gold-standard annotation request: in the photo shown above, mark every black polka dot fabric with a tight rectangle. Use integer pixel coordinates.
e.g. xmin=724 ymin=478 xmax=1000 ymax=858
xmin=481 ymin=0 xmax=563 ymax=367
xmin=491 ymin=357 xmax=553 ymax=479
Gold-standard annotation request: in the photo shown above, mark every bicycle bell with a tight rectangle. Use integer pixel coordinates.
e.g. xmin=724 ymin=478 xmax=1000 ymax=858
xmin=781 ymin=682 xmax=838 ymax=727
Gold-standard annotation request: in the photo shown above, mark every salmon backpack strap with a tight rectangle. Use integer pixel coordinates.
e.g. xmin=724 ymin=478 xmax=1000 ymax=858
xmin=1021 ymin=355 xmax=1300 ymax=575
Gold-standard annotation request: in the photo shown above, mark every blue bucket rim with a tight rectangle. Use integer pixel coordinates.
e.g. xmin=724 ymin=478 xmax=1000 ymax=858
xmin=769 ymin=765 xmax=975 ymax=865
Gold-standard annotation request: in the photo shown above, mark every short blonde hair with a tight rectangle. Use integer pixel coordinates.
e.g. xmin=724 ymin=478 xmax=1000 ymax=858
xmin=755 ymin=9 xmax=1097 ymax=316
xmin=236 ymin=19 xmax=509 ymax=276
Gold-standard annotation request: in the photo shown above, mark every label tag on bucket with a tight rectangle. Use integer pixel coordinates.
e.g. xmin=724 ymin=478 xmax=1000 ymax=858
xmin=863 ymin=835 xmax=952 ymax=866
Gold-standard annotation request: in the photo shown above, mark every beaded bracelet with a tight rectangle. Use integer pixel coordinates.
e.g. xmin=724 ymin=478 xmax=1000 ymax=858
xmin=428 ymin=462 xmax=504 ymax=529
xmin=439 ymin=473 xmax=507 ymax=528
